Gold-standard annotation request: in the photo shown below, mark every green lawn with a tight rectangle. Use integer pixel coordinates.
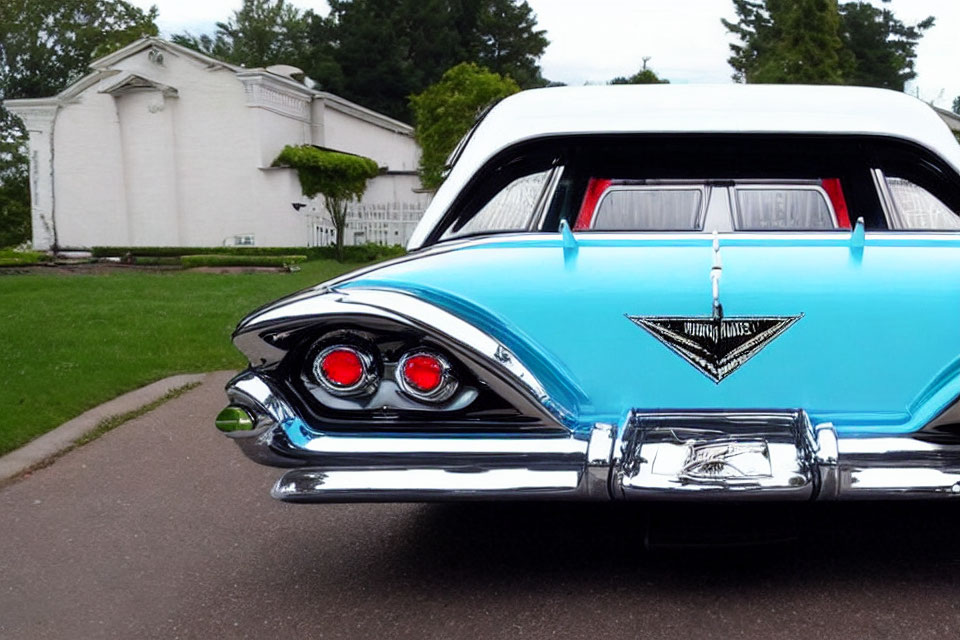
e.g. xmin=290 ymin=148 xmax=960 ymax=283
xmin=0 ymin=260 xmax=361 ymax=455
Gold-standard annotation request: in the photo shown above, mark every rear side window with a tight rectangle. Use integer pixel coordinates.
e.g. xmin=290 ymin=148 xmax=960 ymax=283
xmin=733 ymin=187 xmax=837 ymax=230
xmin=440 ymin=169 xmax=551 ymax=240
xmin=885 ymin=176 xmax=960 ymax=230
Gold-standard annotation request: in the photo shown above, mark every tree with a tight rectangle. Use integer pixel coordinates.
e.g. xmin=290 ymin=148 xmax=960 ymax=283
xmin=306 ymin=0 xmax=465 ymax=121
xmin=0 ymin=0 xmax=158 ymax=247
xmin=273 ymin=146 xmax=379 ymax=260
xmin=840 ymin=1 xmax=934 ymax=90
xmin=951 ymin=96 xmax=960 ymax=116
xmin=467 ymin=0 xmax=550 ymax=89
xmin=0 ymin=111 xmax=30 ymax=248
xmin=722 ymin=0 xmax=933 ymax=89
xmin=171 ymin=0 xmax=312 ymax=70
xmin=610 ymin=64 xmax=670 ymax=85
xmin=302 ymin=0 xmax=548 ymax=122
xmin=410 ymin=63 xmax=519 ymax=190
xmin=723 ymin=0 xmax=850 ymax=84
xmin=0 ymin=0 xmax=158 ymax=100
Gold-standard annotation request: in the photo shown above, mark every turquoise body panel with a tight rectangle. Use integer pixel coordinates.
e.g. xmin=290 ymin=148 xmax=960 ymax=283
xmin=339 ymin=234 xmax=960 ymax=437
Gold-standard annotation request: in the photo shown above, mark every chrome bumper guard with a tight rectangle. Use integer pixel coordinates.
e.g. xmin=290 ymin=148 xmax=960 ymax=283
xmin=224 ymin=374 xmax=960 ymax=502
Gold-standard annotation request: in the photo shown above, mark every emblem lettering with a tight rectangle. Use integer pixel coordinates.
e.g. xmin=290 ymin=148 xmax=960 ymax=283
xmin=627 ymin=314 xmax=802 ymax=383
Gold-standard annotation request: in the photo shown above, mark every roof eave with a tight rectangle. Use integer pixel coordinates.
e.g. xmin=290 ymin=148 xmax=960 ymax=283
xmin=315 ymin=91 xmax=414 ymax=135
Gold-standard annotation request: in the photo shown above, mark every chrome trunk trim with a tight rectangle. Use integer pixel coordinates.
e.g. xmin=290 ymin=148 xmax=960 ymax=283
xmin=612 ymin=410 xmax=822 ymax=500
xmin=223 ymin=373 xmax=960 ymax=502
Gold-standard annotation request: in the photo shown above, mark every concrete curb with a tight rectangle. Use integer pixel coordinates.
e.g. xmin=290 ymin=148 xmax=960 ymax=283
xmin=0 ymin=373 xmax=208 ymax=483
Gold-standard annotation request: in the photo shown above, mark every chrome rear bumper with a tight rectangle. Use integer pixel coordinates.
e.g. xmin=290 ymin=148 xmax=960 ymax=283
xmin=224 ymin=373 xmax=960 ymax=503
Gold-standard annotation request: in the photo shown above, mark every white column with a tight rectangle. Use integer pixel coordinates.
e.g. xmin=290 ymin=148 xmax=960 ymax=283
xmin=8 ymin=104 xmax=59 ymax=250
xmin=115 ymin=89 xmax=180 ymax=245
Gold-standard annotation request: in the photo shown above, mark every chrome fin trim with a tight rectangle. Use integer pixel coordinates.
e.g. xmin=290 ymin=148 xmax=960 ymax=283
xmin=232 ymin=287 xmax=574 ymax=428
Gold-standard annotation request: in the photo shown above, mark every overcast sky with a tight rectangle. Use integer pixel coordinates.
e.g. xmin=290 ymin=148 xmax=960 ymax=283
xmin=138 ymin=0 xmax=960 ymax=109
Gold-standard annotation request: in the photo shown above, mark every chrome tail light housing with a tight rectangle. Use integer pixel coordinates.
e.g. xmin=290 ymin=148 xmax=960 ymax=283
xmin=312 ymin=345 xmax=378 ymax=396
xmin=396 ymin=350 xmax=459 ymax=403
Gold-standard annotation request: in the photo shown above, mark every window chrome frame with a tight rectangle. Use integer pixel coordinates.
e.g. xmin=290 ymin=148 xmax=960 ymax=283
xmin=871 ymin=167 xmax=900 ymax=229
xmin=530 ymin=165 xmax=565 ymax=231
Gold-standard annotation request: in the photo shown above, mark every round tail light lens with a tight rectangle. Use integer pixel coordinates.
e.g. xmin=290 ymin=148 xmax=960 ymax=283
xmin=313 ymin=346 xmax=375 ymax=395
xmin=396 ymin=350 xmax=458 ymax=402
xmin=402 ymin=354 xmax=443 ymax=392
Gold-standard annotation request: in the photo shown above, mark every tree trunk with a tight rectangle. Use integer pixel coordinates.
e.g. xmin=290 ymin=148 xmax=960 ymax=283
xmin=325 ymin=196 xmax=348 ymax=261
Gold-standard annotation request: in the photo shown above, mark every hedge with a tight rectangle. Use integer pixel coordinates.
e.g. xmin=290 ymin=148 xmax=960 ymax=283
xmin=0 ymin=250 xmax=49 ymax=267
xmin=91 ymin=243 xmax=406 ymax=262
xmin=180 ymin=254 xmax=307 ymax=268
xmin=132 ymin=256 xmax=182 ymax=266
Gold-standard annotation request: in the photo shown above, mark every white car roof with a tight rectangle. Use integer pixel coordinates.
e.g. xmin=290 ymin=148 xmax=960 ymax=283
xmin=408 ymin=84 xmax=960 ymax=249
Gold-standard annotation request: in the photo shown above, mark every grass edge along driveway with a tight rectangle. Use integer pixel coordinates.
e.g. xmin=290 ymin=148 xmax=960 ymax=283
xmin=0 ymin=259 xmax=360 ymax=455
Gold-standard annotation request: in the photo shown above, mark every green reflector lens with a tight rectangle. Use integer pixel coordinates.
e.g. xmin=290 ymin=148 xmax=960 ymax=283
xmin=215 ymin=406 xmax=255 ymax=432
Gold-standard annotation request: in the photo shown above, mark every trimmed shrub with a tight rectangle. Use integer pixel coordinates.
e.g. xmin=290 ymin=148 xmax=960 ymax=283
xmin=180 ymin=254 xmax=307 ymax=268
xmin=132 ymin=256 xmax=182 ymax=266
xmin=0 ymin=249 xmax=49 ymax=267
xmin=273 ymin=146 xmax=380 ymax=261
xmin=91 ymin=243 xmax=407 ymax=262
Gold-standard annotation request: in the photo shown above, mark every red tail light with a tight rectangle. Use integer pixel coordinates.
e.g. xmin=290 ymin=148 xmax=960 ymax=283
xmin=313 ymin=345 xmax=375 ymax=394
xmin=396 ymin=350 xmax=458 ymax=402
xmin=402 ymin=354 xmax=443 ymax=392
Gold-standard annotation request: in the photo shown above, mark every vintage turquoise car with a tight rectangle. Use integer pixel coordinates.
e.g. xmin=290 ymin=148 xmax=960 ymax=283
xmin=218 ymin=85 xmax=960 ymax=503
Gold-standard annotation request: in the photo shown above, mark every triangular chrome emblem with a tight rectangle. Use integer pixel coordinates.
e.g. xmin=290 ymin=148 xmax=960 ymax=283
xmin=627 ymin=315 xmax=802 ymax=383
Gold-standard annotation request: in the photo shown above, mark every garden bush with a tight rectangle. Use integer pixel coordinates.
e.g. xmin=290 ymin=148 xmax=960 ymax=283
xmin=180 ymin=254 xmax=307 ymax=268
xmin=0 ymin=249 xmax=49 ymax=267
xmin=92 ymin=243 xmax=406 ymax=262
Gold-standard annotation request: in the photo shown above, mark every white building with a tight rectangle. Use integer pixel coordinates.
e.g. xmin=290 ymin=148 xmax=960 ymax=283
xmin=5 ymin=37 xmax=431 ymax=251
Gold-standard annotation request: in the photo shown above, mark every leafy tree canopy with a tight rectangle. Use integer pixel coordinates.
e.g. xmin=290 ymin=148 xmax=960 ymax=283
xmin=468 ymin=0 xmax=550 ymax=89
xmin=273 ymin=145 xmax=379 ymax=260
xmin=305 ymin=0 xmax=547 ymax=122
xmin=0 ymin=0 xmax=157 ymax=247
xmin=170 ymin=0 xmax=547 ymax=123
xmin=0 ymin=0 xmax=158 ymax=100
xmin=410 ymin=62 xmax=520 ymax=191
xmin=171 ymin=0 xmax=312 ymax=70
xmin=723 ymin=0 xmax=932 ymax=89
xmin=610 ymin=67 xmax=670 ymax=85
xmin=952 ymin=96 xmax=960 ymax=116
xmin=273 ymin=145 xmax=380 ymax=201
xmin=840 ymin=1 xmax=934 ymax=90
xmin=0 ymin=111 xmax=29 ymax=247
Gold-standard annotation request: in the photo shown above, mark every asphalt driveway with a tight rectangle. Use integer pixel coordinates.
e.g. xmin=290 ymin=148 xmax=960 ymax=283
xmin=3 ymin=371 xmax=960 ymax=639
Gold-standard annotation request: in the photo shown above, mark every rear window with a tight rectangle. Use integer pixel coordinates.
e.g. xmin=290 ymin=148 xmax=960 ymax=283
xmin=424 ymin=135 xmax=960 ymax=245
xmin=592 ymin=186 xmax=704 ymax=231
xmin=573 ymin=180 xmax=841 ymax=232
xmin=734 ymin=187 xmax=836 ymax=230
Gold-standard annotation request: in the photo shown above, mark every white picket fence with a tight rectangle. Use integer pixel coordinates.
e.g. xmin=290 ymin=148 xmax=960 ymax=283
xmin=307 ymin=202 xmax=426 ymax=247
